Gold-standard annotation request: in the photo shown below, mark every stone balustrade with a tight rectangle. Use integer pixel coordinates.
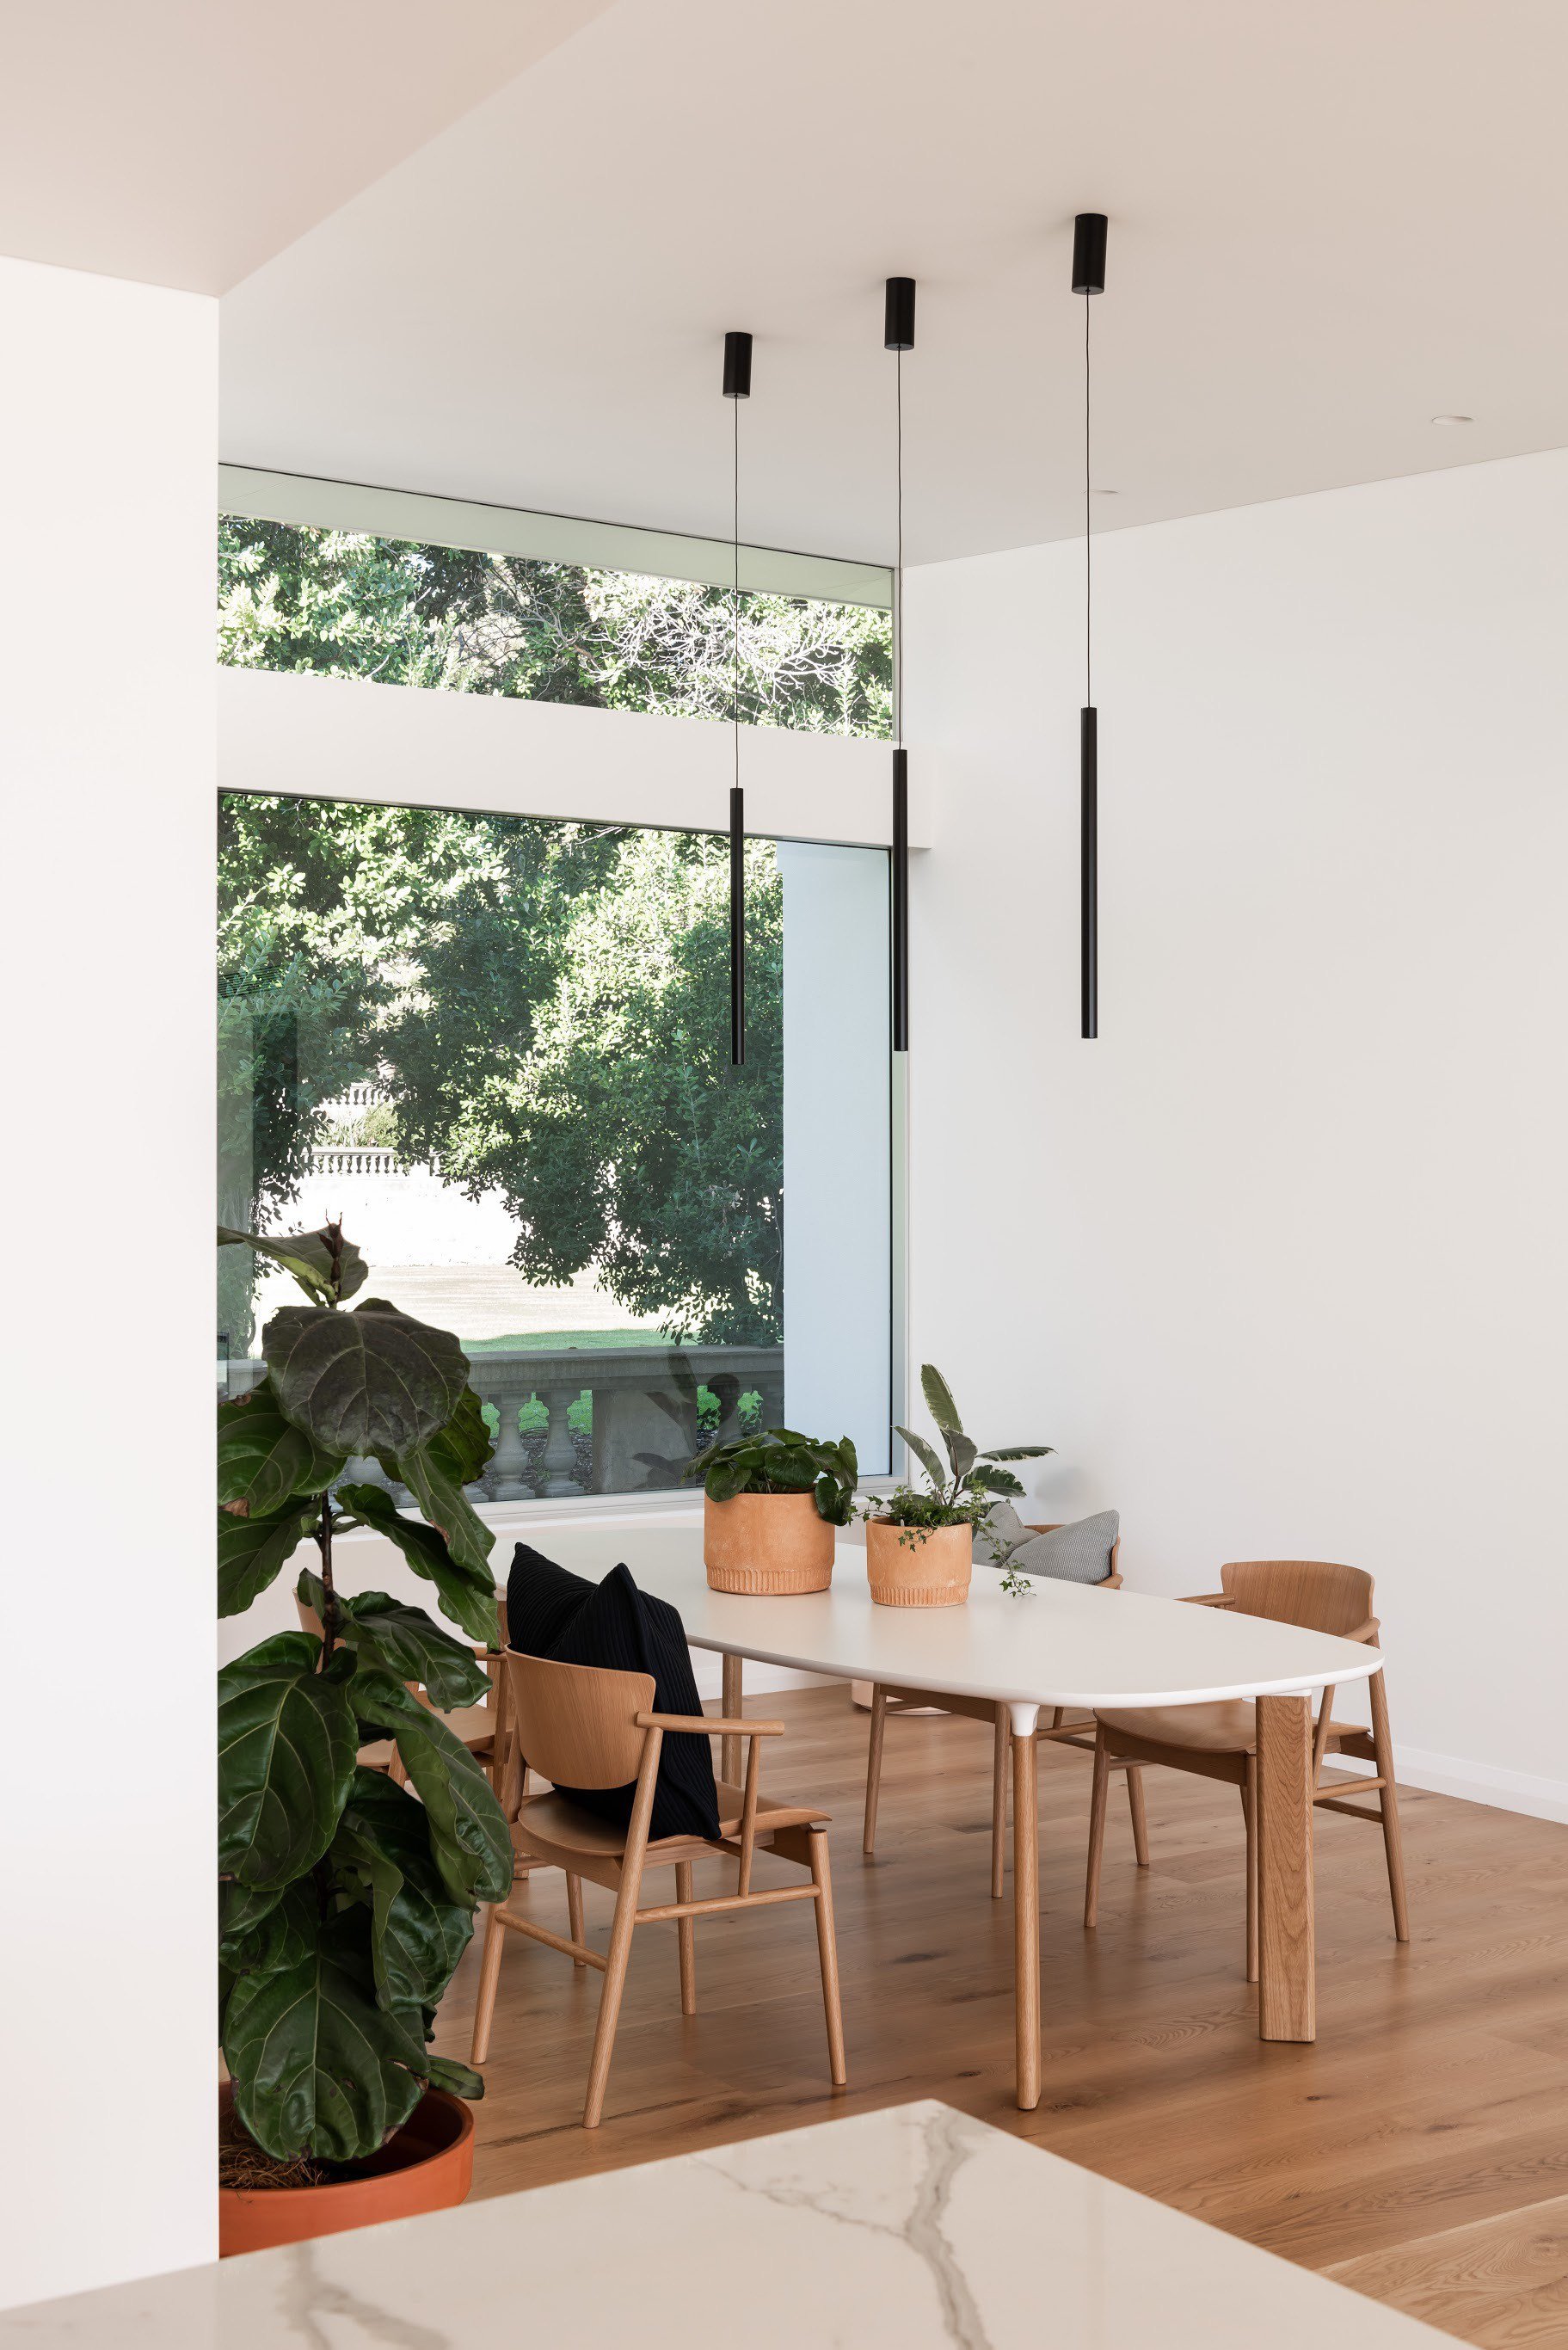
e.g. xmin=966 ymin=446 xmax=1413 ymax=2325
xmin=218 ymin=1340 xmax=786 ymax=1503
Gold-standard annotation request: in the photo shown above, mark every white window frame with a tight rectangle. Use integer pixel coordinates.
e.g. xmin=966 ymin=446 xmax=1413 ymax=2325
xmin=218 ymin=464 xmax=892 ymax=612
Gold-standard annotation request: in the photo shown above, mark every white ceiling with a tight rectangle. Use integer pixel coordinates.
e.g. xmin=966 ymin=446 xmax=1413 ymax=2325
xmin=22 ymin=0 xmax=1568 ymax=567
xmin=0 ymin=0 xmax=618 ymax=292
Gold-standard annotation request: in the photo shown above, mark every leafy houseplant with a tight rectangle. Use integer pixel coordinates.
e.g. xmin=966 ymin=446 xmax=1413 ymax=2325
xmin=864 ymin=1367 xmax=1052 ymax=1607
xmin=216 ymin=1221 xmax=513 ymax=2224
xmin=692 ymin=1426 xmax=859 ymax=1596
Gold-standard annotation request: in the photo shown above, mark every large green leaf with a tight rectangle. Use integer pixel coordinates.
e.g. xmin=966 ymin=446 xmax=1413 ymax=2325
xmin=426 ymin=2055 xmax=485 ymax=2101
xmin=351 ymin=1669 xmax=513 ymax=1907
xmin=263 ymin=1298 xmax=470 ymax=1460
xmin=981 ymin=1444 xmax=1055 ymax=1463
xmin=218 ymin=1224 xmax=367 ymax=1307
xmin=299 ymin=1574 xmax=490 ymax=1709
xmin=218 ymin=1380 xmax=344 ymax=1514
xmin=895 ymin=1424 xmax=948 ymax=1495
xmin=218 ymin=1633 xmax=358 ymax=1887
xmin=219 ymin=1879 xmax=317 ymax=1983
xmin=218 ymin=1499 xmax=317 ymax=1617
xmin=335 ymin=1482 xmax=499 ymax=1647
xmin=223 ymin=1910 xmax=427 ymax=2162
xmin=920 ymin=1363 xmax=964 ymax=1436
xmin=969 ymin=1463 xmax=1025 ymax=1498
xmin=389 ymin=1430 xmax=495 ymax=1584
xmin=333 ymin=1769 xmax=477 ymax=2011
xmin=428 ymin=1385 xmax=494 ymax=1486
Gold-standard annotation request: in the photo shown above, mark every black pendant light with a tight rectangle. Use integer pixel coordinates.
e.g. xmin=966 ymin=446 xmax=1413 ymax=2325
xmin=723 ymin=329 xmax=752 ymax=1065
xmin=885 ymin=275 xmax=915 ymax=1053
xmin=1073 ymin=212 xmax=1106 ymax=1041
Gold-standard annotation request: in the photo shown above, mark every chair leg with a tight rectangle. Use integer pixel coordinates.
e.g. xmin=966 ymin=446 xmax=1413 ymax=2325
xmin=1242 ymin=1757 xmax=1259 ymax=1984
xmin=674 ymin=1861 xmax=697 ymax=2014
xmin=991 ymin=1706 xmax=1009 ymax=1899
xmin=1126 ymin=1763 xmax=1150 ymax=1867
xmin=863 ymin=1684 xmax=888 ymax=1855
xmin=1084 ymin=1728 xmax=1110 ymax=1929
xmin=566 ymin=1873 xmax=586 ymax=1967
xmin=583 ymin=1861 xmax=643 ymax=2130
xmin=1367 ymin=1669 xmax=1410 ymax=1942
xmin=807 ymin=1826 xmax=848 ymax=2086
xmin=470 ymin=1904 xmax=508 ymax=2065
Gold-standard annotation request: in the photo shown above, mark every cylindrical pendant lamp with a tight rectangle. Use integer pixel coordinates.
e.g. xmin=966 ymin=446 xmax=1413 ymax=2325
xmin=723 ymin=330 xmax=752 ymax=1064
xmin=1073 ymin=215 xmax=1106 ymax=1040
xmin=885 ymin=276 xmax=914 ymax=1052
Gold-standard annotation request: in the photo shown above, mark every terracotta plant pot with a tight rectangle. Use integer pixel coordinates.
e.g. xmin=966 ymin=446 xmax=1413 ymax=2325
xmin=865 ymin=1518 xmax=974 ymax=1608
xmin=704 ymin=1489 xmax=835 ymax=1595
xmin=218 ymin=2086 xmax=475 ymax=2257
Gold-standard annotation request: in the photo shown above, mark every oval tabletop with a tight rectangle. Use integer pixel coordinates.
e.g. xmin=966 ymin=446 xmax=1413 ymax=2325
xmin=521 ymin=1519 xmax=1382 ymax=1712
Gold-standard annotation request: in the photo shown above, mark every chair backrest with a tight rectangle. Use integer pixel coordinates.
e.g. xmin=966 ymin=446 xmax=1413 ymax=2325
xmin=1220 ymin=1559 xmax=1374 ymax=1638
xmin=501 ymin=1651 xmax=655 ymax=1787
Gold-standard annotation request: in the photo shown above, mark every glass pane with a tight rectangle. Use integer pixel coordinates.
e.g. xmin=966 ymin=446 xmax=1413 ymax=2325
xmin=218 ymin=517 xmax=891 ymax=741
xmin=218 ymin=791 xmax=891 ymax=1500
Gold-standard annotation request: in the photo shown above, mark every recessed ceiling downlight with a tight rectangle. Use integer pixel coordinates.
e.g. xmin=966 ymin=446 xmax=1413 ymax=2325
xmin=1430 ymin=413 xmax=1473 ymax=425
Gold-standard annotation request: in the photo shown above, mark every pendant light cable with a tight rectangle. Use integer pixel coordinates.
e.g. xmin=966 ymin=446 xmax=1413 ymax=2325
xmin=1084 ymin=289 xmax=1092 ymax=706
xmin=895 ymin=343 xmax=904 ymax=746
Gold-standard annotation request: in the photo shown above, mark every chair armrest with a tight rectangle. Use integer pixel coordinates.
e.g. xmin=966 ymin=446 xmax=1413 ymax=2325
xmin=1179 ymin=1592 xmax=1233 ymax=1607
xmin=636 ymin=1712 xmax=785 ymax=1737
xmin=1346 ymin=1618 xmax=1380 ymax=1645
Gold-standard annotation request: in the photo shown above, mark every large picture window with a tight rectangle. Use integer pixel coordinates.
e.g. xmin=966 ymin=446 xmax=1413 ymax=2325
xmin=218 ymin=791 xmax=892 ymax=1501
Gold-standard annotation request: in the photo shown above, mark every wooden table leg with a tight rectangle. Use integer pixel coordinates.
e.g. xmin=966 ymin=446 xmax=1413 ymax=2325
xmin=721 ymin=1653 xmax=742 ymax=1787
xmin=1256 ymin=1691 xmax=1315 ymax=2041
xmin=1011 ymin=1708 xmax=1042 ymax=2109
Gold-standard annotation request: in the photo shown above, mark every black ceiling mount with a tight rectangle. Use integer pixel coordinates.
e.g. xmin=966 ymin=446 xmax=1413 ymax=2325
xmin=1072 ymin=212 xmax=1108 ymax=297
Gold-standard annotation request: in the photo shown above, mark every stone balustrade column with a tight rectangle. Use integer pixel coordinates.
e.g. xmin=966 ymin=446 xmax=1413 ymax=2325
xmin=487 ymin=1387 xmax=534 ymax=1501
xmin=540 ymin=1383 xmax=584 ymax=1497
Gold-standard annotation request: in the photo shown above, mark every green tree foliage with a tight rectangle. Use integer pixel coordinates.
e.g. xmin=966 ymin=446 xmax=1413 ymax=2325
xmin=218 ymin=517 xmax=891 ymax=735
xmin=218 ymin=519 xmax=885 ymax=1355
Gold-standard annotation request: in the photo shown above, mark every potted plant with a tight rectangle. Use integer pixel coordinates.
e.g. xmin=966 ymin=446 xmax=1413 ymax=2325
xmin=216 ymin=1221 xmax=513 ymax=2255
xmin=691 ymin=1426 xmax=859 ymax=1594
xmin=864 ymin=1366 xmax=1052 ymax=1607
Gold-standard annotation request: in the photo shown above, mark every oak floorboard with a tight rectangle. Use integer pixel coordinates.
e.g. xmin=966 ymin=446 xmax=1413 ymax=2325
xmin=434 ymin=1684 xmax=1568 ymax=2340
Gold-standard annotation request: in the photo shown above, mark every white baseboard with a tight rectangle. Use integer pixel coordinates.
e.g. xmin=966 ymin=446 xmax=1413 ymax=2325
xmin=1392 ymin=1744 xmax=1568 ymax=1826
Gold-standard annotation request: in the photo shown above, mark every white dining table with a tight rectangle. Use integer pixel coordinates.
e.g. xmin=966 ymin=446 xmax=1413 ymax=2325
xmin=526 ymin=1519 xmax=1385 ymax=2111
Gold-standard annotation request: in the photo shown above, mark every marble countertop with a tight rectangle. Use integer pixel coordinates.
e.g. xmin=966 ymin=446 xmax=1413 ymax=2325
xmin=2 ymin=2101 xmax=1456 ymax=2348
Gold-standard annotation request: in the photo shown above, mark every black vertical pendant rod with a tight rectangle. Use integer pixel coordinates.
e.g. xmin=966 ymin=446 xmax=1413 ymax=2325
xmin=886 ymin=275 xmax=914 ymax=1053
xmin=723 ymin=330 xmax=752 ymax=1066
xmin=1073 ymin=215 xmax=1105 ymax=1041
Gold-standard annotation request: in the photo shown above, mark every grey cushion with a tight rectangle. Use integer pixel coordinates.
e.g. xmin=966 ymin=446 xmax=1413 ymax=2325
xmin=976 ymin=1504 xmax=1119 ymax=1585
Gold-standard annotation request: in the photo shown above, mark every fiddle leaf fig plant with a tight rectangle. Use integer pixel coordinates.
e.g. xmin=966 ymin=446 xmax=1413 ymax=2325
xmin=867 ymin=1363 xmax=1053 ymax=1563
xmin=689 ymin=1426 xmax=859 ymax=1525
xmin=217 ymin=1221 xmax=512 ymax=2174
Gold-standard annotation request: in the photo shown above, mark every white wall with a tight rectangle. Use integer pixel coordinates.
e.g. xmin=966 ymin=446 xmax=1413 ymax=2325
xmin=0 ymin=259 xmax=217 ymax=2306
xmin=906 ymin=450 xmax=1568 ymax=1821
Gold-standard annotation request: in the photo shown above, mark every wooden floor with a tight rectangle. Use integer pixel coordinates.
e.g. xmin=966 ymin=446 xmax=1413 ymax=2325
xmin=433 ymin=1686 xmax=1568 ymax=2347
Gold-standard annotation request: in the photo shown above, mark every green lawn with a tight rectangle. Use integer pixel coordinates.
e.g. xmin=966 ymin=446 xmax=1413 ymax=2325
xmin=462 ymin=1327 xmax=668 ymax=1354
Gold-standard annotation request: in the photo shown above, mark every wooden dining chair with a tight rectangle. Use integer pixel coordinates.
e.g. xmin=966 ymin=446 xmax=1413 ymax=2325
xmin=294 ymin=1591 xmax=513 ymax=1796
xmin=862 ymin=1529 xmax=1149 ymax=1898
xmin=471 ymin=1651 xmax=847 ymax=2128
xmin=1084 ymin=1559 xmax=1409 ymax=1978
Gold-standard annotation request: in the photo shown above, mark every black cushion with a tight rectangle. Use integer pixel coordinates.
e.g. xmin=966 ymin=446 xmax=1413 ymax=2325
xmin=506 ymin=1544 xmax=721 ymax=1842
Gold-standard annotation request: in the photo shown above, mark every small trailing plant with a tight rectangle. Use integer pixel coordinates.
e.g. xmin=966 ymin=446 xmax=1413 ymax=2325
xmin=690 ymin=1425 xmax=859 ymax=1524
xmin=868 ymin=1365 xmax=1052 ymax=1588
xmin=216 ymin=1221 xmax=513 ymax=2178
